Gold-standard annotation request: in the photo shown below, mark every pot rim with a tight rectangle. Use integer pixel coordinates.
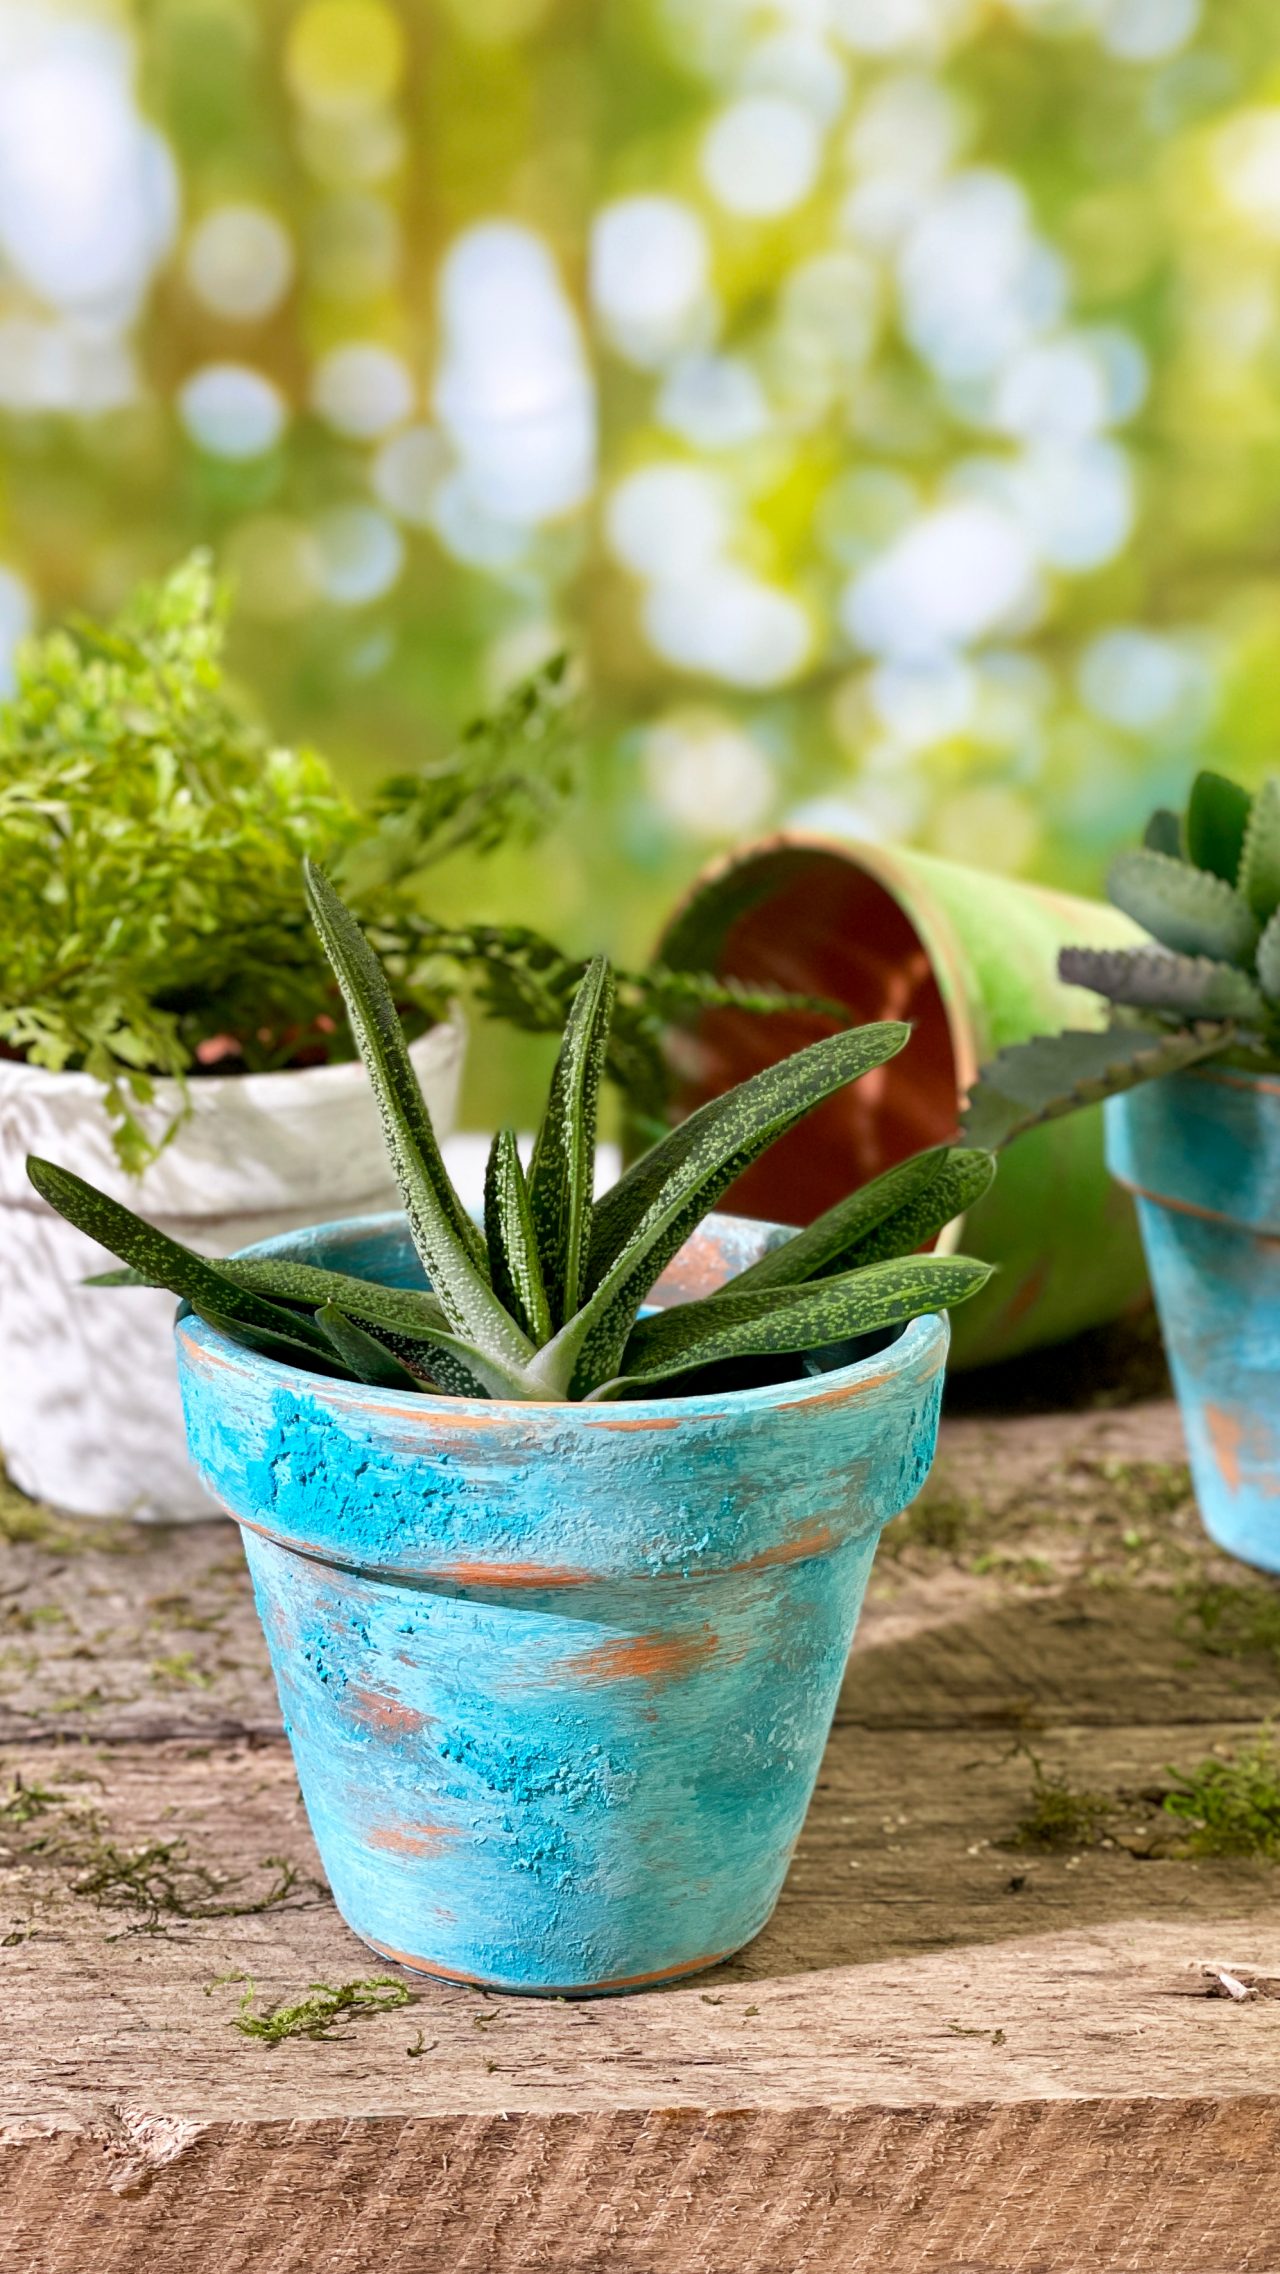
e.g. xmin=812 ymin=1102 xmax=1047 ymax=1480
xmin=175 ymin=1205 xmax=950 ymax=1427
xmin=657 ymin=828 xmax=983 ymax=1099
xmin=0 ymin=1006 xmax=464 ymax=1114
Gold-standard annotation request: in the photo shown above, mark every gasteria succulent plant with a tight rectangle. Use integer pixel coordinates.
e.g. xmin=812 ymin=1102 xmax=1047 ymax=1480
xmin=28 ymin=863 xmax=994 ymax=1404
xmin=964 ymin=769 xmax=1280 ymax=1149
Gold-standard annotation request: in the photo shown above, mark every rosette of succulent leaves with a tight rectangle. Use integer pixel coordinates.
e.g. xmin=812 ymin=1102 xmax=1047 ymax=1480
xmin=963 ymin=769 xmax=1280 ymax=1150
xmin=30 ymin=863 xmax=994 ymax=1403
xmin=0 ymin=554 xmax=834 ymax=1172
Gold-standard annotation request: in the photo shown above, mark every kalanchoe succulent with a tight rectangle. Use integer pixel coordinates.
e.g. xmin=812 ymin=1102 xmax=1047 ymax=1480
xmin=963 ymin=769 xmax=1280 ymax=1150
xmin=28 ymin=863 xmax=994 ymax=1405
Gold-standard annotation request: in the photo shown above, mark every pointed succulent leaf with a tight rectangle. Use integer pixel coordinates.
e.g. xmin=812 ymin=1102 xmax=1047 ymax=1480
xmin=540 ymin=1020 xmax=913 ymax=1397
xmin=1238 ymin=776 xmax=1280 ymax=925
xmin=526 ymin=956 xmax=614 ymax=1327
xmin=1059 ymin=946 xmax=1266 ymax=1023
xmin=484 ymin=1128 xmax=552 ymax=1343
xmin=27 ymin=1157 xmax=333 ymax=1354
xmin=586 ymin=1020 xmax=911 ymax=1295
xmin=960 ymin=1024 xmax=1233 ymax=1151
xmin=192 ymin=1305 xmax=357 ymax=1378
xmin=218 ymin=1253 xmax=447 ymax=1331
xmin=304 ymin=861 xmax=533 ymax=1369
xmin=594 ymin=1254 xmax=992 ymax=1397
xmin=1258 ymin=907 xmax=1280 ymax=1001
xmin=314 ymin=1306 xmax=429 ymax=1389
xmin=83 ymin=1266 xmax=153 ymax=1287
xmin=1185 ymin=769 xmax=1253 ymax=884
xmin=829 ymin=1147 xmax=996 ymax=1272
xmin=1143 ymin=807 xmax=1184 ymax=858
xmin=1108 ymin=849 xmax=1259 ymax=967
xmin=725 ymin=1146 xmax=952 ymax=1295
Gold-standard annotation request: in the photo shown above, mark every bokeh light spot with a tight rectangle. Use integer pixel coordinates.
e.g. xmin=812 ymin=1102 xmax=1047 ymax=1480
xmin=285 ymin=0 xmax=406 ymax=119
xmin=700 ymin=96 xmax=823 ymax=220
xmin=185 ymin=204 xmax=294 ymax=323
xmin=312 ymin=340 xmax=414 ymax=438
xmin=178 ymin=362 xmax=287 ymax=459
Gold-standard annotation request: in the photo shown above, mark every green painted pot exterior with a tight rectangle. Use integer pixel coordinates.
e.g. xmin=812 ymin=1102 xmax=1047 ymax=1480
xmin=658 ymin=835 xmax=1148 ymax=1368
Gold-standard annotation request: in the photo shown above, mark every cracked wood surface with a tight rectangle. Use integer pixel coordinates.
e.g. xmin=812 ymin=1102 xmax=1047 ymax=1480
xmin=4 ymin=1393 xmax=1280 ymax=2271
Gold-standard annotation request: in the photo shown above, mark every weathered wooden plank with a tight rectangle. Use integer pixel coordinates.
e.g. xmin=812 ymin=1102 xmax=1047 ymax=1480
xmin=8 ymin=2101 xmax=1280 ymax=2274
xmin=4 ymin=1394 xmax=1280 ymax=2270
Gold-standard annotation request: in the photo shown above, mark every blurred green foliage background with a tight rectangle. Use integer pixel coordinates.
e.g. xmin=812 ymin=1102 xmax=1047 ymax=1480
xmin=3 ymin=0 xmax=1280 ymax=1123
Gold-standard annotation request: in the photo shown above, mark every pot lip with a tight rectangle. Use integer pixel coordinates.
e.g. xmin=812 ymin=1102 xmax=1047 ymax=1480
xmin=175 ymin=1205 xmax=950 ymax=1427
xmin=655 ymin=827 xmax=983 ymax=1100
xmin=0 ymin=1006 xmax=464 ymax=1114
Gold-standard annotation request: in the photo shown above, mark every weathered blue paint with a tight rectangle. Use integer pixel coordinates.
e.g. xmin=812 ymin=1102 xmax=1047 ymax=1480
xmin=175 ymin=1211 xmax=949 ymax=1996
xmin=1107 ymin=1072 xmax=1280 ymax=1573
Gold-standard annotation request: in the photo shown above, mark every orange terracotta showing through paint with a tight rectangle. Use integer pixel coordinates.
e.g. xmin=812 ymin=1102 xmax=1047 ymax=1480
xmin=363 ymin=1933 xmax=731 ymax=1994
xmin=365 ymin=1820 xmax=456 ymax=1857
xmin=731 ymin=1522 xmax=836 ymax=1571
xmin=569 ymin=1628 xmax=719 ymax=1688
xmin=1206 ymin=1405 xmax=1245 ymax=1493
xmin=344 ymin=1685 xmax=433 ymax=1737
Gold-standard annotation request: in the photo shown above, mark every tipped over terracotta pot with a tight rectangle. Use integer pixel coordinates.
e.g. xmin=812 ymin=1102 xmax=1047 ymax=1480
xmin=656 ymin=835 xmax=1149 ymax=1368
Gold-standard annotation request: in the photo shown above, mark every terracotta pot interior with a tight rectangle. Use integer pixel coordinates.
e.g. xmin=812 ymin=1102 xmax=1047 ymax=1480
xmin=671 ymin=851 xmax=961 ymax=1229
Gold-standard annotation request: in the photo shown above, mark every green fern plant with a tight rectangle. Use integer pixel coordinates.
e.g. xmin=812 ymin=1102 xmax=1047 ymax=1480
xmin=964 ymin=769 xmax=1280 ymax=1149
xmin=1 ymin=554 xmax=835 ymax=1172
xmin=29 ymin=864 xmax=994 ymax=1404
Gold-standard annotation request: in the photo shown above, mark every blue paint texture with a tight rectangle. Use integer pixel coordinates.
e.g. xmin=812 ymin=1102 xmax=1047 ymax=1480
xmin=175 ymin=1210 xmax=948 ymax=1994
xmin=1107 ymin=1073 xmax=1280 ymax=1574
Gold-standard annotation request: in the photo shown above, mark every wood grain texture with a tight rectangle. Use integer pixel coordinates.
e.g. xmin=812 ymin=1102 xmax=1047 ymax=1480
xmin=5 ymin=1395 xmax=1280 ymax=2270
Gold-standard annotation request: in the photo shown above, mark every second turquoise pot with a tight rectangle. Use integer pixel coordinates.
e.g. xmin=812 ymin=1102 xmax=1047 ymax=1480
xmin=1107 ymin=1071 xmax=1280 ymax=1573
xmin=175 ymin=1211 xmax=948 ymax=1996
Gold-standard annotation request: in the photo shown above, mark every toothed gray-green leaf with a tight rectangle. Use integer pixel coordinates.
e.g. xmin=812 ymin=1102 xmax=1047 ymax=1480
xmin=27 ymin=1157 xmax=332 ymax=1353
xmin=596 ymin=1254 xmax=992 ymax=1396
xmin=304 ymin=861 xmax=533 ymax=1370
xmin=961 ymin=1023 xmax=1232 ymax=1151
xmin=1143 ymin=807 xmax=1184 ymax=859
xmin=542 ymin=1019 xmax=912 ymax=1397
xmin=1238 ymin=775 xmax=1280 ymax=926
xmin=314 ymin=1306 xmax=428 ymax=1389
xmin=1108 ymin=848 xmax=1259 ymax=966
xmin=526 ymin=955 xmax=614 ymax=1327
xmin=1185 ymin=769 xmax=1253 ymax=884
xmin=725 ymin=1146 xmax=952 ymax=1295
xmin=1058 ymin=946 xmax=1265 ymax=1023
xmin=1258 ymin=907 xmax=1280 ymax=1001
xmin=484 ymin=1127 xmax=551 ymax=1343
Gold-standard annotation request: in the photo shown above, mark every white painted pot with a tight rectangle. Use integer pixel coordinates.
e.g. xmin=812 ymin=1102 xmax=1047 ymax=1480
xmin=0 ymin=1018 xmax=465 ymax=1520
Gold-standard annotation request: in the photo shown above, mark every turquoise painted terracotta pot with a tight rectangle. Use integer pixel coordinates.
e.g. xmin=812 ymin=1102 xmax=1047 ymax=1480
xmin=175 ymin=1210 xmax=949 ymax=1996
xmin=1107 ymin=1072 xmax=1280 ymax=1573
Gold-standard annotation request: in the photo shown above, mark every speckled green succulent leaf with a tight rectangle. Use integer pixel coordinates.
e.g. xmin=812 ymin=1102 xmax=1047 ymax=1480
xmin=1238 ymin=776 xmax=1280 ymax=925
xmin=961 ymin=1024 xmax=1231 ymax=1151
xmin=218 ymin=1253 xmax=446 ymax=1328
xmin=27 ymin=1156 xmax=332 ymax=1353
xmin=1257 ymin=908 xmax=1280 ymax=1001
xmin=304 ymin=861 xmax=533 ymax=1369
xmin=544 ymin=1019 xmax=913 ymax=1397
xmin=526 ymin=955 xmax=614 ymax=1328
xmin=830 ymin=1147 xmax=997 ymax=1272
xmin=1185 ymin=770 xmax=1253 ymax=884
xmin=1059 ymin=946 xmax=1265 ymax=1023
xmin=193 ymin=1305 xmax=357 ymax=1378
xmin=314 ymin=1306 xmax=428 ymax=1389
xmin=1108 ymin=848 xmax=1259 ymax=967
xmin=484 ymin=1127 xmax=552 ymax=1344
xmin=1143 ymin=807 xmax=1184 ymax=859
xmin=726 ymin=1145 xmax=952 ymax=1295
xmin=595 ymin=1254 xmax=992 ymax=1397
